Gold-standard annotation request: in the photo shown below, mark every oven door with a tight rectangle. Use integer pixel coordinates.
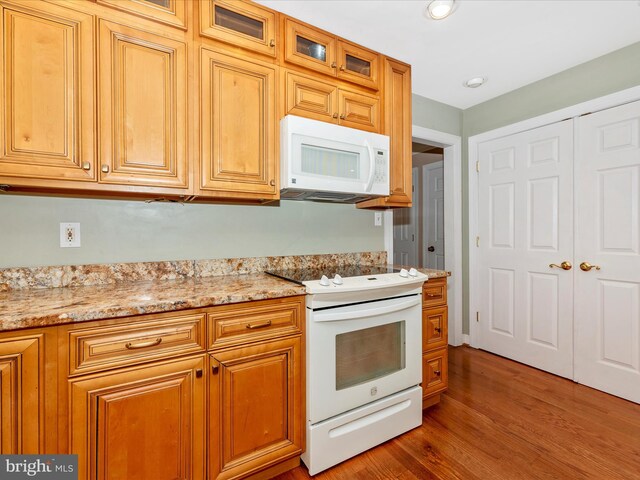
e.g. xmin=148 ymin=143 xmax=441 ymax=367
xmin=306 ymin=294 xmax=422 ymax=424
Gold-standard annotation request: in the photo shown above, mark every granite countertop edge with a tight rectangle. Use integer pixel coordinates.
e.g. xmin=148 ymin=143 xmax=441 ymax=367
xmin=0 ymin=268 xmax=450 ymax=332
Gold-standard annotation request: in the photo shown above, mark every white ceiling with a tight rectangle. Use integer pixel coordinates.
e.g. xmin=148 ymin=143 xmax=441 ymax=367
xmin=258 ymin=0 xmax=640 ymax=109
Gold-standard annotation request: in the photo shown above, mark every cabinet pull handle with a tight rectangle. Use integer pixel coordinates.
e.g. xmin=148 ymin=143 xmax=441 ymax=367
xmin=331 ymin=62 xmax=337 ymax=68
xmin=82 ymin=161 xmax=91 ymax=170
xmin=269 ymin=179 xmax=276 ymax=186
xmin=125 ymin=337 xmax=162 ymax=349
xmin=246 ymin=319 xmax=272 ymax=330
xmin=196 ymin=369 xmax=203 ymax=378
xmin=332 ymin=113 xmax=339 ymax=119
xmin=434 ymin=370 xmax=441 ymax=376
xmin=434 ymin=327 xmax=441 ymax=333
xmin=426 ymin=293 xmax=439 ymax=298
xmin=269 ymin=39 xmax=275 ymax=47
xmin=101 ymin=164 xmax=110 ymax=173
xmin=211 ymin=364 xmax=219 ymax=374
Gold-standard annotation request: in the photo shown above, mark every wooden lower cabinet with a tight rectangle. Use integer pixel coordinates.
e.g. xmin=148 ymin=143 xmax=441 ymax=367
xmin=69 ymin=355 xmax=206 ymax=480
xmin=421 ymin=277 xmax=449 ymax=408
xmin=209 ymin=336 xmax=303 ymax=480
xmin=0 ymin=329 xmax=57 ymax=454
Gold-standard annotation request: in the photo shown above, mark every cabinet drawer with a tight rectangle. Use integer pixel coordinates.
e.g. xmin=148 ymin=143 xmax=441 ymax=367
xmin=423 ymin=306 xmax=448 ymax=351
xmin=208 ymin=296 xmax=304 ymax=349
xmin=423 ymin=277 xmax=447 ymax=307
xmin=283 ymin=69 xmax=337 ymax=123
xmin=68 ymin=313 xmax=206 ymax=375
xmin=422 ymin=347 xmax=448 ymax=397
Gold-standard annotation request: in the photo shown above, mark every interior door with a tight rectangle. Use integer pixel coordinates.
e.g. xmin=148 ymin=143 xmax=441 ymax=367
xmin=424 ymin=161 xmax=445 ymax=269
xmin=393 ymin=168 xmax=418 ymax=265
xmin=574 ymin=100 xmax=640 ymax=403
xmin=477 ymin=120 xmax=574 ymax=378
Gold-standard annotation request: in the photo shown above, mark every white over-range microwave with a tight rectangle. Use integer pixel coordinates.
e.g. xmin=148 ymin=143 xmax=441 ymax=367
xmin=280 ymin=115 xmax=390 ymax=203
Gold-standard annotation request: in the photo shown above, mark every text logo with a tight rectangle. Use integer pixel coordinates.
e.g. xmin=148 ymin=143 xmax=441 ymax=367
xmin=0 ymin=455 xmax=78 ymax=479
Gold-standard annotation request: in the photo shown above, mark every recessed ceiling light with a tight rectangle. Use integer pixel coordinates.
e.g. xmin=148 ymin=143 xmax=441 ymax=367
xmin=427 ymin=0 xmax=455 ymax=20
xmin=464 ymin=77 xmax=486 ymax=88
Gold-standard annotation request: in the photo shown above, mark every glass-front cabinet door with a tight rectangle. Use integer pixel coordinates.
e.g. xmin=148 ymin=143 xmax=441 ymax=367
xmin=96 ymin=0 xmax=187 ymax=29
xmin=200 ymin=0 xmax=277 ymax=58
xmin=284 ymin=18 xmax=336 ymax=77
xmin=337 ymin=40 xmax=380 ymax=90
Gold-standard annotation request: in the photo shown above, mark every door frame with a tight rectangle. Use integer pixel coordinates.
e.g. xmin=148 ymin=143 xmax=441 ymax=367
xmin=468 ymin=85 xmax=640 ymax=347
xmin=386 ymin=126 xmax=463 ymax=346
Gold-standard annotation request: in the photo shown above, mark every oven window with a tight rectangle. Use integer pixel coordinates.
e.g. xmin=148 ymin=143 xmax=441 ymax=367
xmin=335 ymin=321 xmax=405 ymax=390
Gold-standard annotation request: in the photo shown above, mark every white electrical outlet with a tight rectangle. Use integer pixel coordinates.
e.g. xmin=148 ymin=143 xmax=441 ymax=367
xmin=374 ymin=212 xmax=382 ymax=227
xmin=60 ymin=223 xmax=81 ymax=248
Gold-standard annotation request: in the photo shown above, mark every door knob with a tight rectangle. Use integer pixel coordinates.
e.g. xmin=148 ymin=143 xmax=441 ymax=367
xmin=549 ymin=261 xmax=572 ymax=270
xmin=427 ymin=246 xmax=435 ymax=252
xmin=580 ymin=262 xmax=601 ymax=272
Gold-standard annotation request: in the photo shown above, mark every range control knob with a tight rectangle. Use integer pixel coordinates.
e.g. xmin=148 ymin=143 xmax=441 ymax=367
xmin=319 ymin=275 xmax=330 ymax=286
xmin=408 ymin=268 xmax=418 ymax=277
xmin=399 ymin=268 xmax=409 ymax=278
xmin=332 ymin=274 xmax=343 ymax=285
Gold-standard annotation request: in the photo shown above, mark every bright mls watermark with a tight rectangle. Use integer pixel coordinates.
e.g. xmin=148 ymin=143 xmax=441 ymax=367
xmin=0 ymin=455 xmax=77 ymax=479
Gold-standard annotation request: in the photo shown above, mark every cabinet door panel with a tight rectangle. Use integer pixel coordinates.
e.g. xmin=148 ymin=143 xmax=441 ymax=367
xmin=283 ymin=70 xmax=337 ymax=124
xmin=338 ymin=89 xmax=379 ymax=133
xmin=200 ymin=0 xmax=277 ymax=57
xmin=209 ymin=337 xmax=302 ymax=480
xmin=98 ymin=20 xmax=188 ymax=189
xmin=200 ymin=49 xmax=277 ymax=197
xmin=337 ymin=41 xmax=379 ymax=90
xmin=96 ymin=0 xmax=187 ymax=29
xmin=423 ymin=347 xmax=448 ymax=397
xmin=284 ymin=18 xmax=336 ymax=77
xmin=0 ymin=2 xmax=95 ymax=181
xmin=70 ymin=356 xmax=205 ymax=480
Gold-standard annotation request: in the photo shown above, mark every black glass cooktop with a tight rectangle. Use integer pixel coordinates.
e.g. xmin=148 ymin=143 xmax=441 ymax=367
xmin=265 ymin=265 xmax=399 ymax=285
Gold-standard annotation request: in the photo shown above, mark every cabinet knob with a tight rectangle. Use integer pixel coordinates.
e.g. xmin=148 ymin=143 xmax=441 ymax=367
xmin=339 ymin=114 xmax=345 ymax=120
xmin=332 ymin=113 xmax=339 ymax=119
xmin=434 ymin=370 xmax=441 ymax=376
xmin=82 ymin=161 xmax=91 ymax=170
xmin=211 ymin=364 xmax=219 ymax=374
xmin=269 ymin=39 xmax=275 ymax=47
xmin=269 ymin=179 xmax=276 ymax=187
xmin=339 ymin=64 xmax=346 ymax=71
xmin=434 ymin=327 xmax=441 ymax=333
xmin=331 ymin=62 xmax=337 ymax=69
xmin=195 ymin=369 xmax=203 ymax=378
xmin=101 ymin=164 xmax=110 ymax=173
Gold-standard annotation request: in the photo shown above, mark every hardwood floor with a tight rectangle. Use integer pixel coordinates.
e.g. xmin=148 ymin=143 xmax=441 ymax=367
xmin=275 ymin=346 xmax=640 ymax=480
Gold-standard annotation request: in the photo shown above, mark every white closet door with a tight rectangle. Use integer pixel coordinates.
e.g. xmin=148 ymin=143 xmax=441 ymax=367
xmin=575 ymin=100 xmax=640 ymax=403
xmin=424 ymin=161 xmax=445 ymax=270
xmin=478 ymin=120 xmax=574 ymax=378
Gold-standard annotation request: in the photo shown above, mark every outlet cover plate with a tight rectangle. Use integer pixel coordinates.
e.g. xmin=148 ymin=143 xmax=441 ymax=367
xmin=60 ymin=223 xmax=81 ymax=248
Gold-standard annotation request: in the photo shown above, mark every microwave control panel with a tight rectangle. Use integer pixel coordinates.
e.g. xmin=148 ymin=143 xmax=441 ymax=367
xmin=373 ymin=150 xmax=388 ymax=185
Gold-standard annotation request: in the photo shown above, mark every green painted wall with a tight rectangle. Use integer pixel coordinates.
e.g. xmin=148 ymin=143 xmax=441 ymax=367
xmin=0 ymin=196 xmax=383 ymax=268
xmin=412 ymin=93 xmax=463 ymax=136
xmin=459 ymin=41 xmax=640 ymax=333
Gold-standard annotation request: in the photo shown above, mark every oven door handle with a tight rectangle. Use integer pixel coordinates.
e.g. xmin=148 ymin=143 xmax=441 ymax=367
xmin=312 ymin=297 xmax=421 ymax=322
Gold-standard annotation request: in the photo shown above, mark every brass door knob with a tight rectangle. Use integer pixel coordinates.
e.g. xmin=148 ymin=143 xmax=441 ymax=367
xmin=549 ymin=261 xmax=572 ymax=270
xmin=580 ymin=262 xmax=601 ymax=272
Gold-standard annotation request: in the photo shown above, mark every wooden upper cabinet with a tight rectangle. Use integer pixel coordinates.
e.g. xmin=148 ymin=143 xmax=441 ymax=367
xmin=0 ymin=329 xmax=57 ymax=454
xmin=70 ymin=355 xmax=206 ymax=480
xmin=209 ymin=336 xmax=303 ymax=480
xmin=283 ymin=70 xmax=338 ymax=123
xmin=284 ymin=18 xmax=336 ymax=77
xmin=338 ymin=89 xmax=379 ymax=133
xmin=98 ymin=20 xmax=189 ymax=190
xmin=200 ymin=0 xmax=278 ymax=58
xmin=0 ymin=1 xmax=95 ymax=183
xmin=358 ymin=58 xmax=412 ymax=209
xmin=200 ymin=49 xmax=278 ymax=199
xmin=337 ymin=40 xmax=380 ymax=90
xmin=95 ymin=0 xmax=187 ymax=30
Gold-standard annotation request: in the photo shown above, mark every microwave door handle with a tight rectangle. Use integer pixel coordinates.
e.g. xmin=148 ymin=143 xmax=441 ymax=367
xmin=364 ymin=140 xmax=376 ymax=192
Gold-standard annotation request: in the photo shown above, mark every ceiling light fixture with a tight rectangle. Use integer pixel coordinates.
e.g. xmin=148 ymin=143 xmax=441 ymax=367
xmin=427 ymin=0 xmax=455 ymax=20
xmin=464 ymin=77 xmax=486 ymax=88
